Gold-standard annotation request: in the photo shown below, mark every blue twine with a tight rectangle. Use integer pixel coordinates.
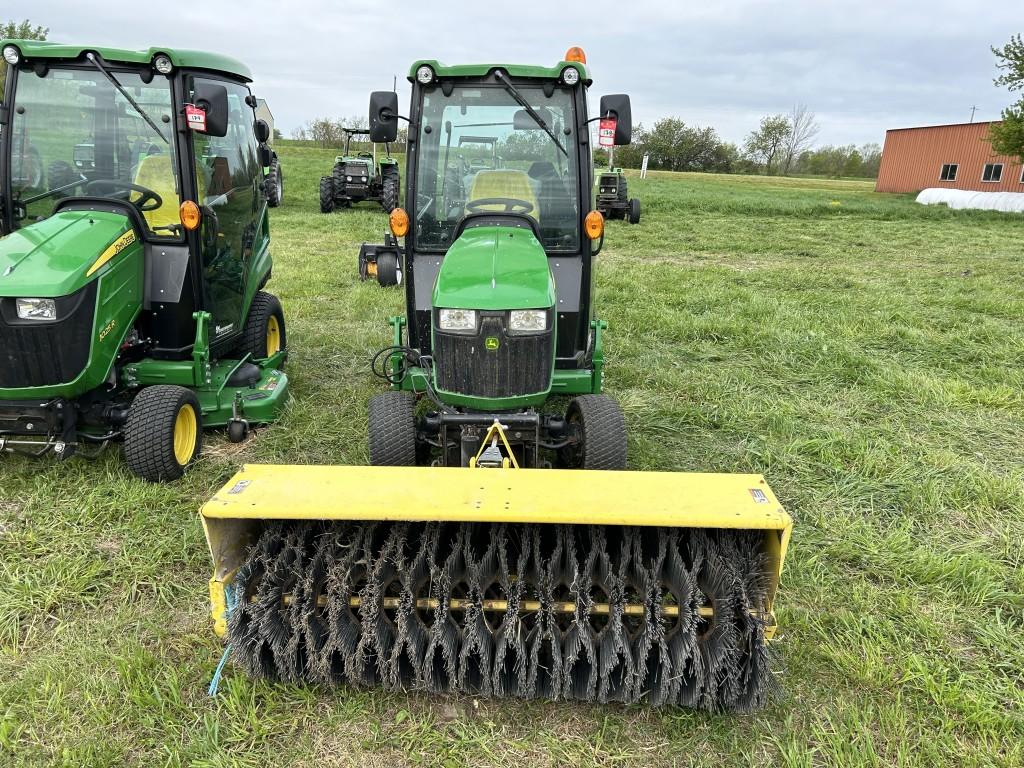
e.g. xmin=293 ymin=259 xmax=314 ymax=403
xmin=207 ymin=582 xmax=237 ymax=697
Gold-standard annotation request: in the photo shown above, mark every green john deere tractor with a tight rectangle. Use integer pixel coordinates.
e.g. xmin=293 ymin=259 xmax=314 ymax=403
xmin=0 ymin=40 xmax=290 ymax=481
xmin=200 ymin=50 xmax=791 ymax=710
xmin=319 ymin=128 xmax=399 ymax=214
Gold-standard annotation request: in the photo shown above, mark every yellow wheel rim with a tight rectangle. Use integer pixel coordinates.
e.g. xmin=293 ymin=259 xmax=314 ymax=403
xmin=173 ymin=403 xmax=198 ymax=466
xmin=266 ymin=315 xmax=281 ymax=357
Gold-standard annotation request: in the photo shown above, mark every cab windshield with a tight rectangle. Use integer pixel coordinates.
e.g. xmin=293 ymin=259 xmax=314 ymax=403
xmin=414 ymin=84 xmax=579 ymax=251
xmin=7 ymin=65 xmax=180 ymax=237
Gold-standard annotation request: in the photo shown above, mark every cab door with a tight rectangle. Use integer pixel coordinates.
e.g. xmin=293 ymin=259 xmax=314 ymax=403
xmin=188 ymin=77 xmax=262 ymax=342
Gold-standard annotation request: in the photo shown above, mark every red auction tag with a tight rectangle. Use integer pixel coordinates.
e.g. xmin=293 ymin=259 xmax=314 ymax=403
xmin=186 ymin=104 xmax=207 ymax=132
xmin=598 ymin=118 xmax=616 ymax=147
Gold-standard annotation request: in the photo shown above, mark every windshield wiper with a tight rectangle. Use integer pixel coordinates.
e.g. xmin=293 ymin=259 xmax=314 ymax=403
xmin=493 ymin=70 xmax=567 ymax=157
xmin=85 ymin=52 xmax=168 ymax=145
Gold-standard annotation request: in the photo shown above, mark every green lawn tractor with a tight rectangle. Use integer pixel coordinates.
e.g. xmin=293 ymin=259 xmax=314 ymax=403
xmin=596 ymin=167 xmax=640 ymax=223
xmin=200 ymin=49 xmax=791 ymax=710
xmin=0 ymin=40 xmax=290 ymax=481
xmin=319 ymin=128 xmax=399 ymax=213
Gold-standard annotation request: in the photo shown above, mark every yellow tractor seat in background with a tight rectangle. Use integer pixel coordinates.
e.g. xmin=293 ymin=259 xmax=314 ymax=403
xmin=466 ymin=170 xmax=540 ymax=223
xmin=133 ymin=154 xmax=180 ymax=231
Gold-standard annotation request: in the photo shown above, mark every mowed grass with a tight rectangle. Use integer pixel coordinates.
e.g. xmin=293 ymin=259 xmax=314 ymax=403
xmin=1 ymin=145 xmax=1023 ymax=767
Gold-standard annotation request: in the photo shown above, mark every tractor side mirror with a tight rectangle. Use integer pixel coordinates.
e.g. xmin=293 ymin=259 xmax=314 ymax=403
xmin=192 ymin=83 xmax=229 ymax=138
xmin=254 ymin=118 xmax=271 ymax=144
xmin=369 ymin=91 xmax=399 ymax=143
xmin=598 ymin=94 xmax=632 ymax=145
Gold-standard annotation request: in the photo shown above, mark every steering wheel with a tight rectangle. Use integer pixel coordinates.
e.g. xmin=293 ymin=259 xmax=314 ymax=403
xmin=84 ymin=180 xmax=163 ymax=212
xmin=466 ymin=197 xmax=534 ymax=215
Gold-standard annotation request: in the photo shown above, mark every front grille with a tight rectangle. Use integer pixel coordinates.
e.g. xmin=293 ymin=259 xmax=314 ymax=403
xmin=345 ymin=163 xmax=371 ymax=180
xmin=0 ymin=282 xmax=96 ymax=388
xmin=434 ymin=314 xmax=553 ymax=399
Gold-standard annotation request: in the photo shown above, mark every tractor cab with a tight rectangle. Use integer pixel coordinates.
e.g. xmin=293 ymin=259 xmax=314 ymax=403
xmin=0 ymin=40 xmax=289 ymax=481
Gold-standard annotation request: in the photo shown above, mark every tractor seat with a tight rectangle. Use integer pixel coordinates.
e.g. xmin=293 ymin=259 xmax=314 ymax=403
xmin=133 ymin=154 xmax=180 ymax=231
xmin=466 ymin=170 xmax=540 ymax=223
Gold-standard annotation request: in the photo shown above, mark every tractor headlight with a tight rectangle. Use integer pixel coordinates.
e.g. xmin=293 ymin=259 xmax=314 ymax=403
xmin=346 ymin=175 xmax=353 ymax=182
xmin=153 ymin=54 xmax=174 ymax=74
xmin=416 ymin=65 xmax=435 ymax=85
xmin=2 ymin=45 xmax=20 ymax=65
xmin=16 ymin=298 xmax=56 ymax=321
xmin=438 ymin=308 xmax=477 ymax=331
xmin=509 ymin=309 xmax=547 ymax=332
xmin=561 ymin=66 xmax=580 ymax=86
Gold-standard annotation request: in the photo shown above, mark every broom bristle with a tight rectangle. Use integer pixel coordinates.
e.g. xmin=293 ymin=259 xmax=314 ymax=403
xmin=228 ymin=521 xmax=776 ymax=710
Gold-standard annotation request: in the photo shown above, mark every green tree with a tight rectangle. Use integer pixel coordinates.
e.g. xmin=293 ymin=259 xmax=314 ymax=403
xmin=0 ymin=20 xmax=48 ymax=96
xmin=744 ymin=114 xmax=791 ymax=175
xmin=989 ymin=34 xmax=1024 ymax=162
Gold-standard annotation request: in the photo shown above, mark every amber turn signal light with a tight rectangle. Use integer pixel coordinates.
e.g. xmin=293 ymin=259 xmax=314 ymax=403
xmin=584 ymin=210 xmax=604 ymax=240
xmin=180 ymin=200 xmax=201 ymax=231
xmin=390 ymin=207 xmax=410 ymax=237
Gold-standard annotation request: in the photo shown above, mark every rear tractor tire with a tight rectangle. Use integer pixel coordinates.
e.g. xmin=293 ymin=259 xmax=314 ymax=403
xmin=238 ymin=291 xmax=287 ymax=361
xmin=124 ymin=385 xmax=203 ymax=482
xmin=368 ymin=391 xmax=417 ymax=465
xmin=375 ymin=251 xmax=401 ymax=287
xmin=380 ymin=171 xmax=400 ymax=213
xmin=628 ymin=198 xmax=641 ymax=224
xmin=319 ymin=177 xmax=335 ymax=213
xmin=559 ymin=394 xmax=627 ymax=470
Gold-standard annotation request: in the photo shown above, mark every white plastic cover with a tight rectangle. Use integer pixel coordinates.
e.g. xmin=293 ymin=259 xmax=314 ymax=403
xmin=916 ymin=188 xmax=1024 ymax=213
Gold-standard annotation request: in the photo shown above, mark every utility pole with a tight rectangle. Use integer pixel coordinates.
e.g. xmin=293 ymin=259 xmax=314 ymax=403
xmin=969 ymin=105 xmax=978 ymax=122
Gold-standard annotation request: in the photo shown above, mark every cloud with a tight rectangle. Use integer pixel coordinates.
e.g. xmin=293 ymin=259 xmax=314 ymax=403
xmin=18 ymin=0 xmax=1021 ymax=145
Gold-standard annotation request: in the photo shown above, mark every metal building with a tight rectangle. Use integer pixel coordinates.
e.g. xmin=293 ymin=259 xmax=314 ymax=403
xmin=875 ymin=121 xmax=1023 ymax=193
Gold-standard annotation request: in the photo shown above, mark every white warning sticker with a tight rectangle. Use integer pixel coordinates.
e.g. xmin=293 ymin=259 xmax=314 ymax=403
xmin=749 ymin=488 xmax=769 ymax=504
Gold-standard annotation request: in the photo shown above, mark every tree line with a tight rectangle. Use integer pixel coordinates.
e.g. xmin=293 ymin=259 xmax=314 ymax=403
xmin=602 ymin=105 xmax=881 ymax=179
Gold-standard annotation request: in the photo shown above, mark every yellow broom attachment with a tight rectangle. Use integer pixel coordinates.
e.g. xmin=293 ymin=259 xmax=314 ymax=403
xmin=201 ymin=465 xmax=792 ymax=711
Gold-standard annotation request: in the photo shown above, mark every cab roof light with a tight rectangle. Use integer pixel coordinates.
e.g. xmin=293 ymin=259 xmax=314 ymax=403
xmin=564 ymin=47 xmax=586 ymax=64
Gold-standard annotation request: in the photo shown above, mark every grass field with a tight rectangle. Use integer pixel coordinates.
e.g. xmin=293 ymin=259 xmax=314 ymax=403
xmin=2 ymin=144 xmax=1023 ymax=767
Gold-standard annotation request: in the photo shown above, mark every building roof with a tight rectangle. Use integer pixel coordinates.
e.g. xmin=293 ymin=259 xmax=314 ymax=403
xmin=0 ymin=39 xmax=252 ymax=81
xmin=256 ymin=98 xmax=274 ymax=119
xmin=885 ymin=120 xmax=1000 ymax=133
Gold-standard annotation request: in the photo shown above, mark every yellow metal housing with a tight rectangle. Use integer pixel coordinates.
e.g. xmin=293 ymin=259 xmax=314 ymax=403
xmin=201 ymin=464 xmax=792 ymax=638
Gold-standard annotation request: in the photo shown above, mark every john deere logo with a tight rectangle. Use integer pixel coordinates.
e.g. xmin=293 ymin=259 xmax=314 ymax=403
xmin=485 ymin=337 xmax=500 ymax=351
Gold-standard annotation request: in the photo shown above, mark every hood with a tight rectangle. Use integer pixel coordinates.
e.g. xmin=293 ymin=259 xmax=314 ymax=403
xmin=433 ymin=223 xmax=556 ymax=311
xmin=0 ymin=210 xmax=136 ymax=297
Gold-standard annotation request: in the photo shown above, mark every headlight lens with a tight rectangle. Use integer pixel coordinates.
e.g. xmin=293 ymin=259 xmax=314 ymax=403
xmin=509 ymin=309 xmax=547 ymax=332
xmin=346 ymin=175 xmax=352 ymax=182
xmin=416 ymin=65 xmax=435 ymax=84
xmin=153 ymin=54 xmax=173 ymax=74
xmin=438 ymin=308 xmax=477 ymax=331
xmin=561 ymin=66 xmax=580 ymax=85
xmin=16 ymin=298 xmax=56 ymax=320
xmin=2 ymin=45 xmax=20 ymax=65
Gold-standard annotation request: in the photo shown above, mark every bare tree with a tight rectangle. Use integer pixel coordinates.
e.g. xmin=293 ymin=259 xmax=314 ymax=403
xmin=781 ymin=104 xmax=819 ymax=175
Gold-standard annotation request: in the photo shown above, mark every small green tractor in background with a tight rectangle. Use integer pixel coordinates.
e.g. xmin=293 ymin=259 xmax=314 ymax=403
xmin=596 ymin=166 xmax=640 ymax=223
xmin=319 ymin=128 xmax=399 ymax=213
xmin=0 ymin=40 xmax=290 ymax=481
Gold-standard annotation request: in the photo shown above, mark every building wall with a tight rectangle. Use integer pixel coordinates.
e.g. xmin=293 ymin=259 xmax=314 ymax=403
xmin=875 ymin=122 xmax=1024 ymax=193
xmin=255 ymin=100 xmax=275 ymax=143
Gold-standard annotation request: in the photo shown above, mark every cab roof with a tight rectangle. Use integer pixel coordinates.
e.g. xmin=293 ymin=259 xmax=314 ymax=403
xmin=0 ymin=39 xmax=252 ymax=81
xmin=407 ymin=60 xmax=591 ymax=86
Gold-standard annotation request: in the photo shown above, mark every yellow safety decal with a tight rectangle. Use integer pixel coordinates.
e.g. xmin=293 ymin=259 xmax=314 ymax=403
xmin=86 ymin=230 xmax=137 ymax=277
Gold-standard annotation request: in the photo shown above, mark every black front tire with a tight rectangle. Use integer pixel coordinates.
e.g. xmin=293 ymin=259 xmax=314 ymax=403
xmin=237 ymin=291 xmax=286 ymax=361
xmin=368 ymin=391 xmax=417 ymax=465
xmin=375 ymin=251 xmax=401 ymax=287
xmin=628 ymin=198 xmax=641 ymax=224
xmin=559 ymin=394 xmax=628 ymax=470
xmin=319 ymin=177 xmax=335 ymax=213
xmin=124 ymin=385 xmax=203 ymax=482
xmin=267 ymin=157 xmax=283 ymax=207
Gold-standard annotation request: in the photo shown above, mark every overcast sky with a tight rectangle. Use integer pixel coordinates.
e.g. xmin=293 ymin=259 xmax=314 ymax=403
xmin=12 ymin=0 xmax=1021 ymax=147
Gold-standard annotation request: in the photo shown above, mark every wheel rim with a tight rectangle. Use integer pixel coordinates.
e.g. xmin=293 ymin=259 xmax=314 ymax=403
xmin=266 ymin=315 xmax=282 ymax=356
xmin=173 ymin=404 xmax=198 ymax=465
